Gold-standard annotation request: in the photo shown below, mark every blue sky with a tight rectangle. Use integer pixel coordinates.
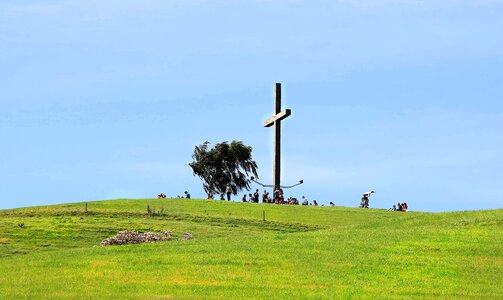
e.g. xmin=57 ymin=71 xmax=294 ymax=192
xmin=1 ymin=1 xmax=502 ymax=211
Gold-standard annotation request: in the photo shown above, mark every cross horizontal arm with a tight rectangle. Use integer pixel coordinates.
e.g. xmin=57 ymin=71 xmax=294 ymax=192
xmin=263 ymin=109 xmax=292 ymax=127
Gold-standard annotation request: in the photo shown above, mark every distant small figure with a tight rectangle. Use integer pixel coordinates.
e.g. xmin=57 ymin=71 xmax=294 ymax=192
xmin=278 ymin=189 xmax=285 ymax=204
xmin=329 ymin=202 xmax=335 ymax=207
xmin=262 ymin=190 xmax=268 ymax=203
xmin=313 ymin=200 xmax=318 ymax=206
xmin=220 ymin=193 xmax=225 ymax=200
xmin=253 ymin=189 xmax=259 ymax=203
xmin=302 ymin=196 xmax=308 ymax=206
xmin=226 ymin=184 xmax=233 ymax=201
xmin=389 ymin=205 xmax=396 ymax=211
xmin=184 ymin=191 xmax=191 ymax=199
xmin=360 ymin=195 xmax=367 ymax=208
xmin=248 ymin=193 xmax=253 ymax=203
xmin=207 ymin=193 xmax=214 ymax=200
xmin=360 ymin=191 xmax=374 ymax=208
xmin=242 ymin=194 xmax=247 ymax=203
xmin=273 ymin=188 xmax=281 ymax=203
xmin=157 ymin=193 xmax=166 ymax=199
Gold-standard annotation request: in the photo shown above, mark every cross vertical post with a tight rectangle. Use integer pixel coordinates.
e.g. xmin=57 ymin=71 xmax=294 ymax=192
xmin=264 ymin=83 xmax=291 ymax=190
xmin=274 ymin=83 xmax=282 ymax=190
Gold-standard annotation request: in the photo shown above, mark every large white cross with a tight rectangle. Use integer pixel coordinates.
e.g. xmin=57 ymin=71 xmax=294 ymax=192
xmin=264 ymin=83 xmax=291 ymax=190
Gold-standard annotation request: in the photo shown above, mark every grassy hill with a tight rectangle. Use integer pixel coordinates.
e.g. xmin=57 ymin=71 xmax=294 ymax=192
xmin=0 ymin=199 xmax=501 ymax=299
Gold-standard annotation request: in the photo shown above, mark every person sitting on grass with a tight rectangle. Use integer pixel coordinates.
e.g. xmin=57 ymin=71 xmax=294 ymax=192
xmin=279 ymin=190 xmax=285 ymax=204
xmin=242 ymin=194 xmax=247 ymax=202
xmin=262 ymin=190 xmax=268 ymax=203
xmin=273 ymin=188 xmax=280 ymax=204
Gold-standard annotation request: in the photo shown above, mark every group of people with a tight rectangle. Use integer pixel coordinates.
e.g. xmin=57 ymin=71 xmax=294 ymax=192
xmin=359 ymin=191 xmax=410 ymax=211
xmin=241 ymin=189 xmax=280 ymax=204
xmin=390 ymin=202 xmax=408 ymax=212
xmin=207 ymin=184 xmax=241 ymax=201
xmin=158 ymin=191 xmax=191 ymax=199
xmin=238 ymin=188 xmax=319 ymax=206
xmin=161 ymin=188 xmax=409 ymax=211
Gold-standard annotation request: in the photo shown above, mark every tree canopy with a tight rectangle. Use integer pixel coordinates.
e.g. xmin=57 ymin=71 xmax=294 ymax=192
xmin=189 ymin=140 xmax=259 ymax=197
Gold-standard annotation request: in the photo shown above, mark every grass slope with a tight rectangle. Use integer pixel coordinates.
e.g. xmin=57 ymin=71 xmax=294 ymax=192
xmin=0 ymin=199 xmax=502 ymax=299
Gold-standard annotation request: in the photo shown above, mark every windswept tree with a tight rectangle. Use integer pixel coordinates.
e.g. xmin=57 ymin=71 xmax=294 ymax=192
xmin=189 ymin=140 xmax=259 ymax=198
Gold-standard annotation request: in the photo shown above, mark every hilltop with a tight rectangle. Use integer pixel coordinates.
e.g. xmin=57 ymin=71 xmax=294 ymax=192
xmin=0 ymin=199 xmax=501 ymax=299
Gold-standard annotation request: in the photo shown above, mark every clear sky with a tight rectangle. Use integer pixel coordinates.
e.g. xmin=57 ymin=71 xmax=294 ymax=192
xmin=1 ymin=1 xmax=502 ymax=211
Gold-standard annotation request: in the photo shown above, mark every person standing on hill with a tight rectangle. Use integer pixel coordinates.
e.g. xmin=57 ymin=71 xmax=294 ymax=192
xmin=360 ymin=191 xmax=374 ymax=208
xmin=253 ymin=189 xmax=259 ymax=203
xmin=360 ymin=194 xmax=368 ymax=208
xmin=225 ymin=184 xmax=233 ymax=201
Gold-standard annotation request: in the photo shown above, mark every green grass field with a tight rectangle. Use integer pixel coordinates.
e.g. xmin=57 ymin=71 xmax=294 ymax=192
xmin=0 ymin=199 xmax=502 ymax=299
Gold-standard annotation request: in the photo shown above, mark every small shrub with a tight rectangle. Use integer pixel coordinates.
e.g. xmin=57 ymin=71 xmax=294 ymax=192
xmin=147 ymin=206 xmax=166 ymax=217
